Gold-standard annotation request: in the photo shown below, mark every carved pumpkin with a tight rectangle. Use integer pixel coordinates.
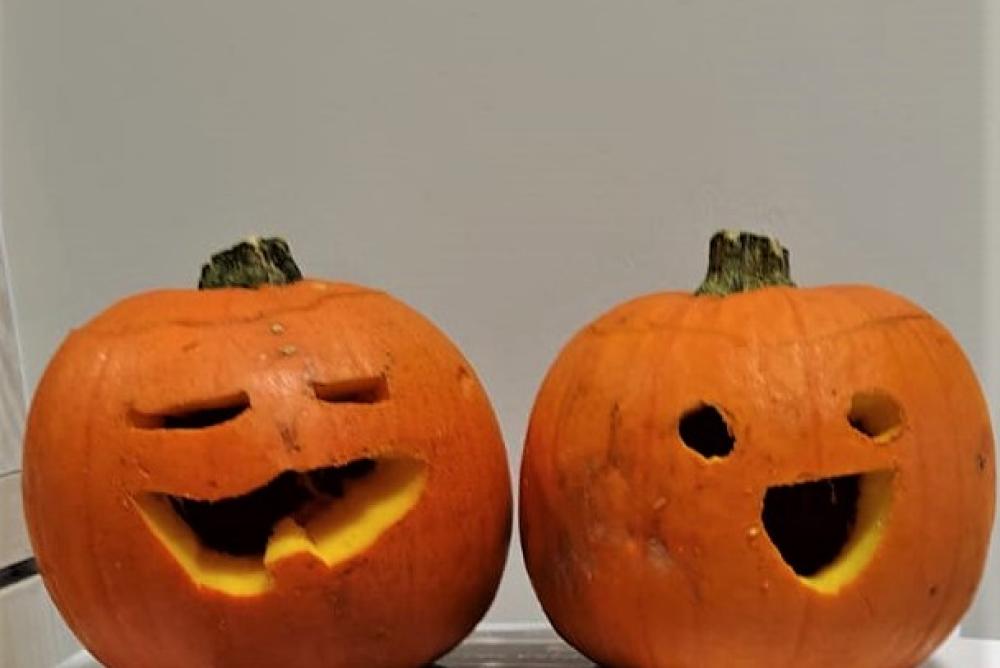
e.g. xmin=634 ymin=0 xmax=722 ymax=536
xmin=23 ymin=239 xmax=512 ymax=668
xmin=520 ymin=231 xmax=994 ymax=668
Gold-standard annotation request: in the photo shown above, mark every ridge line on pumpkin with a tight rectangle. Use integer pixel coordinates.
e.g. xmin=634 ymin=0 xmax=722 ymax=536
xmin=81 ymin=286 xmax=384 ymax=337
xmin=586 ymin=312 xmax=930 ymax=347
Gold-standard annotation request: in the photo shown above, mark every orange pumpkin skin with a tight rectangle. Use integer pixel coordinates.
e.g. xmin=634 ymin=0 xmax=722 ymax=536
xmin=24 ymin=279 xmax=512 ymax=668
xmin=521 ymin=283 xmax=994 ymax=668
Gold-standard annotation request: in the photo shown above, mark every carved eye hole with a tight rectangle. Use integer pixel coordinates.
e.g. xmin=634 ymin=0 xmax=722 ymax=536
xmin=312 ymin=376 xmax=389 ymax=404
xmin=131 ymin=392 xmax=251 ymax=430
xmin=679 ymin=403 xmax=734 ymax=459
xmin=848 ymin=390 xmax=904 ymax=443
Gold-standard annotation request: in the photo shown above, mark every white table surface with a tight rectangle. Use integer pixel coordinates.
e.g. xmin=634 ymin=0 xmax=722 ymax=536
xmin=58 ymin=625 xmax=1000 ymax=667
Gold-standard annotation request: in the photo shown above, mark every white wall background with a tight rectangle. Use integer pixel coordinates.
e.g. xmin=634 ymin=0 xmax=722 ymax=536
xmin=2 ymin=0 xmax=995 ymax=635
xmin=979 ymin=0 xmax=1000 ymax=640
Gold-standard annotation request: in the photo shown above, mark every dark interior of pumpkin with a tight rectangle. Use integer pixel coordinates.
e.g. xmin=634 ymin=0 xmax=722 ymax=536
xmin=678 ymin=404 xmax=734 ymax=458
xmin=169 ymin=459 xmax=378 ymax=556
xmin=761 ymin=473 xmax=860 ymax=576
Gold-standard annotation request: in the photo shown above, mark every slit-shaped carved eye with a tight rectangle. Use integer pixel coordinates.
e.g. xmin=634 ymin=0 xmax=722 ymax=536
xmin=131 ymin=392 xmax=251 ymax=430
xmin=848 ymin=390 xmax=904 ymax=444
xmin=312 ymin=376 xmax=388 ymax=404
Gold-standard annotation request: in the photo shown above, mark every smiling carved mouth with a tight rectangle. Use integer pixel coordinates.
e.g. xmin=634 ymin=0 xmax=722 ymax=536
xmin=169 ymin=458 xmax=380 ymax=557
xmin=135 ymin=457 xmax=427 ymax=596
xmin=762 ymin=469 xmax=894 ymax=593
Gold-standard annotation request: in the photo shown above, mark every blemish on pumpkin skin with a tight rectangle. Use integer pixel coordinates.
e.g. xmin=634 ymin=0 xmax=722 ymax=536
xmin=278 ymin=424 xmax=300 ymax=452
xmin=457 ymin=366 xmax=475 ymax=396
xmin=977 ymin=452 xmax=988 ymax=473
xmin=270 ymin=322 xmax=285 ymax=335
xmin=646 ymin=538 xmax=672 ymax=570
xmin=181 ymin=341 xmax=199 ymax=352
xmin=588 ymin=522 xmax=609 ymax=542
xmin=607 ymin=402 xmax=626 ymax=471
xmin=279 ymin=344 xmax=298 ymax=357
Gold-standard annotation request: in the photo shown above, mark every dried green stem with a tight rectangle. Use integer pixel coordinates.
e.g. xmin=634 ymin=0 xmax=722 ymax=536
xmin=198 ymin=237 xmax=302 ymax=290
xmin=695 ymin=230 xmax=794 ymax=296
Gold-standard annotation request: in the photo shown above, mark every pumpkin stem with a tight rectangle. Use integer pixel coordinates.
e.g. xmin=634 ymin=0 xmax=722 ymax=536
xmin=695 ymin=230 xmax=795 ymax=296
xmin=199 ymin=237 xmax=303 ymax=289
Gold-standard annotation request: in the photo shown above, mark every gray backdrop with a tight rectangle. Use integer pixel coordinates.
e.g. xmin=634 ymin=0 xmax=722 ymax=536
xmin=3 ymin=0 xmax=996 ymax=632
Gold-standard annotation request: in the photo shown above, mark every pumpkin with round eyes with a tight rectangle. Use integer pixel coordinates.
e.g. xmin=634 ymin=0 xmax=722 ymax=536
xmin=23 ymin=239 xmax=512 ymax=668
xmin=520 ymin=231 xmax=995 ymax=668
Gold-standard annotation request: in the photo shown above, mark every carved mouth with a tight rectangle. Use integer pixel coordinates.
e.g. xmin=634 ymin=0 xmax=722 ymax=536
xmin=136 ymin=457 xmax=426 ymax=596
xmin=762 ymin=470 xmax=894 ymax=593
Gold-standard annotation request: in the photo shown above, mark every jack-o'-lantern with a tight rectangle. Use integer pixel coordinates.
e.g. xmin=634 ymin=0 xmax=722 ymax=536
xmin=520 ymin=231 xmax=994 ymax=667
xmin=23 ymin=238 xmax=512 ymax=668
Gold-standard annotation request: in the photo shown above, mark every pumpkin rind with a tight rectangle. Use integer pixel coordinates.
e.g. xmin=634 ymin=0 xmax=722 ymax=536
xmin=24 ymin=279 xmax=512 ymax=668
xmin=521 ymin=253 xmax=994 ymax=667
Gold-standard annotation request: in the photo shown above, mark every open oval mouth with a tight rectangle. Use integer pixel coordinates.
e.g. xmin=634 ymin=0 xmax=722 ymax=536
xmin=135 ymin=457 xmax=427 ymax=596
xmin=762 ymin=469 xmax=894 ymax=594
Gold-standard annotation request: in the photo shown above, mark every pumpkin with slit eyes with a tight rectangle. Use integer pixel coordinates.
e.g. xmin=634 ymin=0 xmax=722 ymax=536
xmin=520 ymin=231 xmax=995 ymax=668
xmin=23 ymin=238 xmax=512 ymax=668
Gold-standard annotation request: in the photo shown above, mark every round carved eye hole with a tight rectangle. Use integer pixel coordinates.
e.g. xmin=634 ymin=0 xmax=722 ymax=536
xmin=679 ymin=404 xmax=734 ymax=459
xmin=848 ymin=390 xmax=904 ymax=443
